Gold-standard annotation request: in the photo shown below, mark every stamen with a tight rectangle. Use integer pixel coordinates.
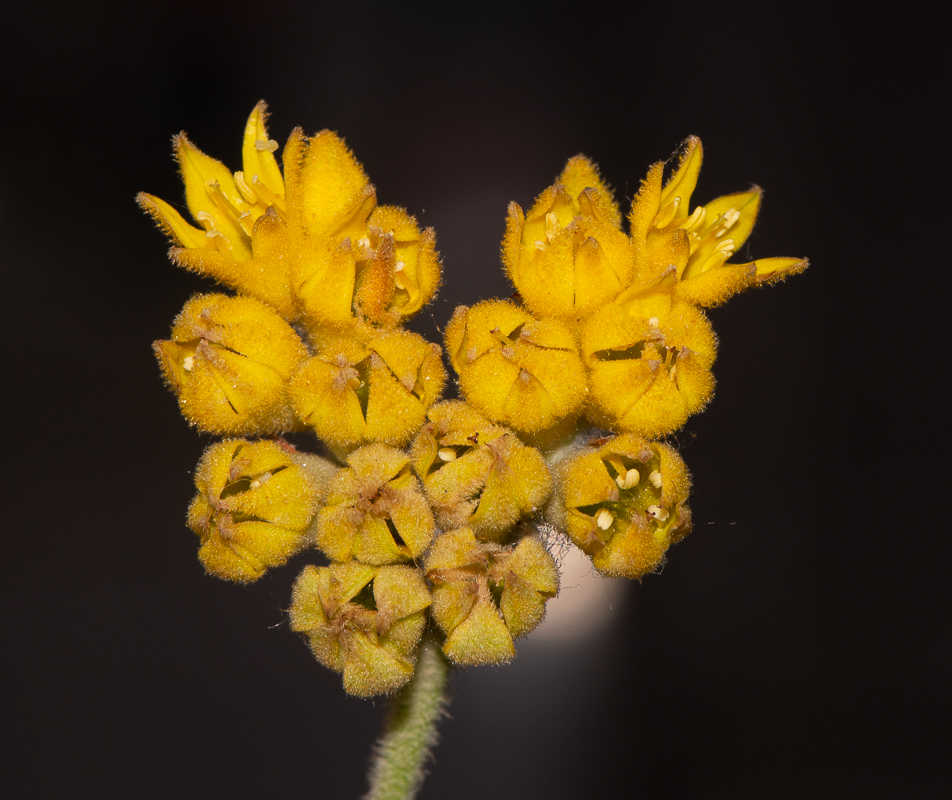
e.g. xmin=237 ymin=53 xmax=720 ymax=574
xmin=255 ymin=138 xmax=279 ymax=152
xmin=205 ymin=229 xmax=234 ymax=252
xmin=438 ymin=448 xmax=458 ymax=462
xmin=652 ymin=197 xmax=681 ymax=230
xmin=679 ymin=205 xmax=706 ymax=233
xmin=648 ymin=470 xmax=662 ymax=489
xmin=195 ymin=211 xmax=219 ymax=233
xmin=182 ymin=356 xmax=194 ymax=372
xmin=715 ymin=208 xmax=741 ymax=236
xmin=534 ymin=240 xmax=546 ymax=250
xmin=647 ymin=316 xmax=660 ymax=328
xmin=617 ymin=468 xmax=640 ymax=490
xmin=646 ymin=505 xmax=669 ymax=522
xmin=394 ymin=260 xmax=405 ymax=272
xmin=249 ymin=472 xmax=272 ymax=490
xmin=595 ymin=509 xmax=614 ymax=530
xmin=234 ymin=171 xmax=259 ymax=205
xmin=545 ymin=212 xmax=560 ymax=242
xmin=251 ymin=175 xmax=286 ymax=212
xmin=357 ymin=237 xmax=371 ymax=249
xmin=207 ymin=181 xmax=244 ymax=221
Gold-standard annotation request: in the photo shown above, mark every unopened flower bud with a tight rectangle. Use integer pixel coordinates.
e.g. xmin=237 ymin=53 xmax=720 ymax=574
xmin=289 ymin=323 xmax=445 ymax=450
xmin=444 ymin=300 xmax=587 ymax=436
xmin=424 ymin=528 xmax=559 ymax=666
xmin=289 ymin=561 xmax=432 ymax=697
xmin=548 ymin=433 xmax=691 ymax=579
xmin=187 ymin=439 xmax=337 ymax=582
xmin=154 ymin=293 xmax=309 ymax=435
xmin=409 ymin=401 xmax=552 ymax=540
xmin=314 ymin=444 xmax=436 ymax=565
xmin=503 ymin=156 xmax=632 ymax=320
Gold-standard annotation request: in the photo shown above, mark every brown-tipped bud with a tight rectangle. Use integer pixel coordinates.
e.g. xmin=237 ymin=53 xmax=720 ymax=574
xmin=444 ymin=300 xmax=587 ymax=436
xmin=187 ymin=439 xmax=337 ymax=582
xmin=289 ymin=323 xmax=445 ymax=451
xmin=314 ymin=444 xmax=436 ymax=565
xmin=154 ymin=293 xmax=308 ymax=435
xmin=548 ymin=433 xmax=692 ymax=579
xmin=409 ymin=401 xmax=552 ymax=541
xmin=424 ymin=528 xmax=559 ymax=666
xmin=289 ymin=562 xmax=432 ymax=697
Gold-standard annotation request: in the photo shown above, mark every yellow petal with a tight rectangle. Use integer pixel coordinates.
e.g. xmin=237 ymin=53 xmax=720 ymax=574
xmin=136 ymin=192 xmax=212 ymax=250
xmin=241 ymin=101 xmax=284 ymax=200
xmin=659 ymin=136 xmax=703 ymax=215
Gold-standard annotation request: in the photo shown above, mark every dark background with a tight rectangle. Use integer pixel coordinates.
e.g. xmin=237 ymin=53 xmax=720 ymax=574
xmin=4 ymin=2 xmax=946 ymax=798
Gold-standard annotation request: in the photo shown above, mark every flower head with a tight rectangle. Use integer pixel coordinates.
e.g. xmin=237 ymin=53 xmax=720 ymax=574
xmin=290 ymin=561 xmax=432 ymax=696
xmin=187 ymin=439 xmax=336 ymax=582
xmin=548 ymin=433 xmax=692 ymax=579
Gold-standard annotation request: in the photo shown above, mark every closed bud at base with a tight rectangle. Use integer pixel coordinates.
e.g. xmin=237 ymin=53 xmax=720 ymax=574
xmin=289 ymin=562 xmax=432 ymax=697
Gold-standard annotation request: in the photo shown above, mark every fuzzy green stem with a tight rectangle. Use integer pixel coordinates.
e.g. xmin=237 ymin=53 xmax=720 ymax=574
xmin=365 ymin=638 xmax=450 ymax=800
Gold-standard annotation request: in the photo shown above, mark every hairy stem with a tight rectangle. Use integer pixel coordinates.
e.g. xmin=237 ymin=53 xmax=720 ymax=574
xmin=365 ymin=638 xmax=450 ymax=800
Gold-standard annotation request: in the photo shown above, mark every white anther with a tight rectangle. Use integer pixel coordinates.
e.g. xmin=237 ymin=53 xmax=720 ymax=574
xmin=715 ymin=207 xmax=740 ymax=236
xmin=646 ymin=504 xmax=669 ymax=522
xmin=595 ymin=509 xmax=614 ymax=530
xmin=357 ymin=237 xmax=371 ymax=249
xmin=616 ymin=468 xmax=640 ymax=490
xmin=255 ymin=138 xmax=279 ymax=152
xmin=648 ymin=470 xmax=662 ymax=489
xmin=647 ymin=316 xmax=660 ymax=328
xmin=394 ymin=260 xmax=405 ymax=272
xmin=234 ymin=171 xmax=258 ymax=204
xmin=195 ymin=211 xmax=218 ymax=232
xmin=182 ymin=356 xmax=194 ymax=372
xmin=249 ymin=472 xmax=272 ymax=490
xmin=534 ymin=240 xmax=546 ymax=250
xmin=713 ymin=237 xmax=736 ymax=255
xmin=679 ymin=205 xmax=706 ymax=233
xmin=545 ymin=212 xmax=560 ymax=242
xmin=438 ymin=448 xmax=458 ymax=462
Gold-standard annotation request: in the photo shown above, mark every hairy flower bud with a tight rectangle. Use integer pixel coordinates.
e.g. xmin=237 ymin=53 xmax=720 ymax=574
xmin=314 ymin=444 xmax=436 ymax=565
xmin=424 ymin=528 xmax=559 ymax=666
xmin=187 ymin=439 xmax=337 ymax=582
xmin=289 ymin=561 xmax=432 ymax=697
xmin=289 ymin=323 xmax=445 ymax=450
xmin=154 ymin=293 xmax=308 ymax=434
xmin=444 ymin=300 xmax=587 ymax=436
xmin=503 ymin=156 xmax=632 ymax=320
xmin=548 ymin=433 xmax=691 ymax=579
xmin=409 ymin=401 xmax=552 ymax=540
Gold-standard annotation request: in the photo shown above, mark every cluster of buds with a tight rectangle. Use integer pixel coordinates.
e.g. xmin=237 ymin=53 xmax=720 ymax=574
xmin=142 ymin=104 xmax=806 ymax=696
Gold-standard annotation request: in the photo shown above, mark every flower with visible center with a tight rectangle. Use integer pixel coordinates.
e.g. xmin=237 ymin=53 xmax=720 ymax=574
xmin=187 ymin=439 xmax=336 ymax=582
xmin=629 ymin=136 xmax=807 ymax=307
xmin=502 ymin=156 xmax=632 ymax=321
xmin=548 ymin=432 xmax=691 ymax=579
xmin=290 ymin=561 xmax=432 ymax=697
xmin=424 ymin=528 xmax=559 ymax=666
xmin=581 ymin=268 xmax=716 ymax=437
xmin=138 ymin=103 xmax=441 ymax=329
xmin=409 ymin=402 xmax=552 ymax=540
xmin=153 ymin=293 xmax=308 ymax=434
xmin=444 ymin=300 xmax=587 ymax=436
xmin=288 ymin=323 xmax=445 ymax=451
xmin=314 ymin=444 xmax=436 ymax=566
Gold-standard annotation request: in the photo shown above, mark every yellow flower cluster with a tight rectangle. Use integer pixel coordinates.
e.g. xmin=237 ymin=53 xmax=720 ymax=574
xmin=142 ymin=104 xmax=806 ymax=696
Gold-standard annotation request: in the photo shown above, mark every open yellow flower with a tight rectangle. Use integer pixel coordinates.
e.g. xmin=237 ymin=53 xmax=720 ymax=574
xmin=629 ymin=136 xmax=807 ymax=307
xmin=138 ymin=103 xmax=441 ymax=329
